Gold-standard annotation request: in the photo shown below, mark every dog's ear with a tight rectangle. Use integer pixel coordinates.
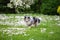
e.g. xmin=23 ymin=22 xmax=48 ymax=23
xmin=24 ymin=16 xmax=26 ymax=18
xmin=33 ymin=17 xmax=35 ymax=20
xmin=24 ymin=16 xmax=26 ymax=20
xmin=28 ymin=17 xmax=30 ymax=19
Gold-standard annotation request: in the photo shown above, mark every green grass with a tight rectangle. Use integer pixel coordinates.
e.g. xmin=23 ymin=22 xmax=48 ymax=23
xmin=0 ymin=14 xmax=60 ymax=40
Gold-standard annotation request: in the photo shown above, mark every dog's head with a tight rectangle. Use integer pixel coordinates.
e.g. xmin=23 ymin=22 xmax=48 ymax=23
xmin=24 ymin=16 xmax=30 ymax=22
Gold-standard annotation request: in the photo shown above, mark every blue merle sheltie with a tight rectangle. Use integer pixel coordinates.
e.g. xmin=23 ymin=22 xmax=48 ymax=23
xmin=24 ymin=16 xmax=40 ymax=27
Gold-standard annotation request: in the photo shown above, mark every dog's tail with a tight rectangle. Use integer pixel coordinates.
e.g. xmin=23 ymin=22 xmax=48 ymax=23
xmin=38 ymin=19 xmax=40 ymax=23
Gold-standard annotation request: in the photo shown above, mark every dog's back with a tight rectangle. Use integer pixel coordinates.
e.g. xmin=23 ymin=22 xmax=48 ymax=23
xmin=33 ymin=17 xmax=40 ymax=23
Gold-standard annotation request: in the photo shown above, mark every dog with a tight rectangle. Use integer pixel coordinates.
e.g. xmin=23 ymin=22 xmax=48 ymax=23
xmin=24 ymin=16 xmax=40 ymax=27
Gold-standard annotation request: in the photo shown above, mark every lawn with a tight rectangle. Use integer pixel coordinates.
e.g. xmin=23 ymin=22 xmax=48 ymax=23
xmin=0 ymin=14 xmax=60 ymax=40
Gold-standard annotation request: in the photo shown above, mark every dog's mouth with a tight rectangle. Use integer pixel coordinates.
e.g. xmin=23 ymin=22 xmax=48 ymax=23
xmin=25 ymin=20 xmax=29 ymax=22
xmin=24 ymin=19 xmax=30 ymax=22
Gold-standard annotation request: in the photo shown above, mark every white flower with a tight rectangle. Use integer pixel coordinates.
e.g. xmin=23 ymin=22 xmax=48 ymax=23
xmin=25 ymin=4 xmax=30 ymax=8
xmin=40 ymin=28 xmax=46 ymax=33
xmin=49 ymin=31 xmax=54 ymax=34
xmin=8 ymin=0 xmax=34 ymax=8
xmin=7 ymin=3 xmax=13 ymax=8
xmin=29 ymin=38 xmax=34 ymax=40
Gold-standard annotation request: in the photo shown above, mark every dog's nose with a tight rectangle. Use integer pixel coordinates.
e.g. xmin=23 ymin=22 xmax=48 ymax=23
xmin=26 ymin=21 xmax=28 ymax=22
